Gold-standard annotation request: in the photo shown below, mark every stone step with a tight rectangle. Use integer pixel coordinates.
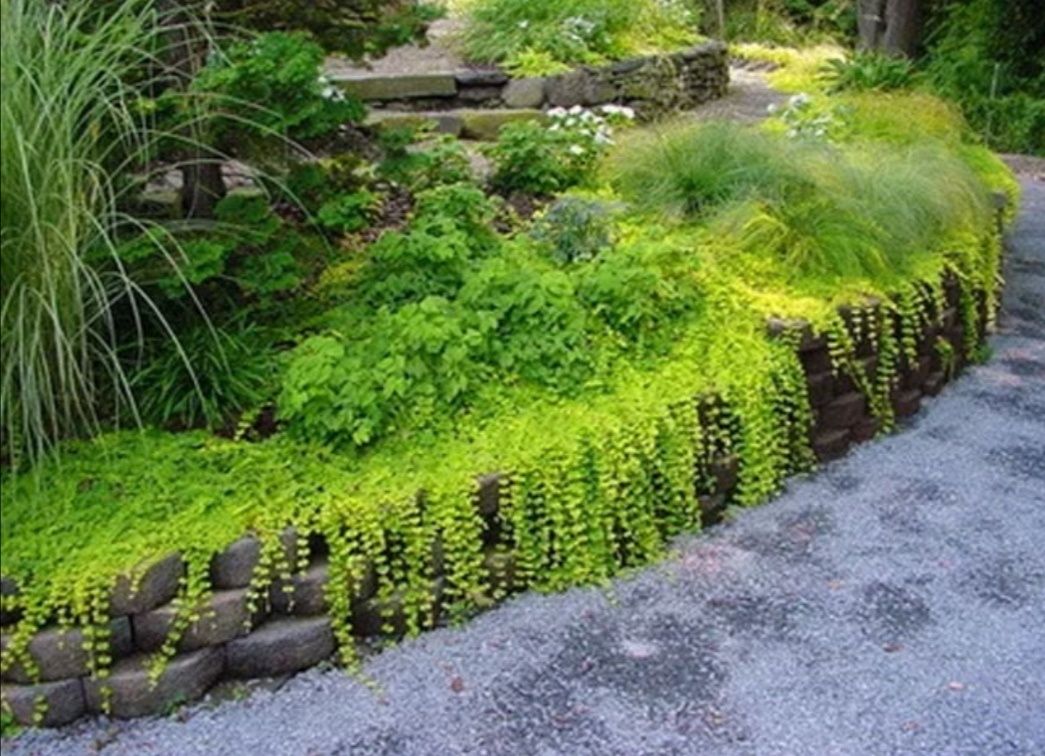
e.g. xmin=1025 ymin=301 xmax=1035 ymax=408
xmin=225 ymin=616 xmax=334 ymax=678
xmin=365 ymin=108 xmax=546 ymax=141
xmin=1 ymin=678 xmax=85 ymax=727
xmin=333 ymin=73 xmax=458 ymax=101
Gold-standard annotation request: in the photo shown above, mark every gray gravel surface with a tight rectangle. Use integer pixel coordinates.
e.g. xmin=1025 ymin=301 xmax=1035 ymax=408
xmin=6 ymin=178 xmax=1044 ymax=755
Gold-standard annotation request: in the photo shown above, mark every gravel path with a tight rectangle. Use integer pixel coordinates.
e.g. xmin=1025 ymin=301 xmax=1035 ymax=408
xmin=7 ymin=180 xmax=1044 ymax=755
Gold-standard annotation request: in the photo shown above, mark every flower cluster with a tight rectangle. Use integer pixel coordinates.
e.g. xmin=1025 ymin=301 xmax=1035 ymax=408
xmin=768 ymin=93 xmax=842 ymax=141
xmin=547 ymin=104 xmax=636 ymax=156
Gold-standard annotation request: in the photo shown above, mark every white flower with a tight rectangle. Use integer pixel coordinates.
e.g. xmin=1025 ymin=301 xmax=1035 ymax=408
xmin=518 ymin=20 xmax=529 ymax=30
xmin=766 ymin=103 xmax=779 ymax=114
xmin=619 ymin=106 xmax=635 ymax=120
xmin=569 ymin=105 xmax=584 ymax=116
xmin=568 ymin=144 xmax=586 ymax=155
xmin=788 ymin=93 xmax=811 ymax=108
xmin=548 ymin=107 xmax=567 ymax=119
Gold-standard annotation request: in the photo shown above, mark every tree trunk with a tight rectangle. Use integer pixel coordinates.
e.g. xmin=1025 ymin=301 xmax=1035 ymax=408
xmin=858 ymin=0 xmax=922 ymax=57
xmin=180 ymin=162 xmax=227 ymax=219
xmin=158 ymin=1 xmax=226 ymax=219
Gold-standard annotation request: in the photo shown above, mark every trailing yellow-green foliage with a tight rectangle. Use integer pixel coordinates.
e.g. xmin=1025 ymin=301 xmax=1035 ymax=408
xmin=0 ymin=81 xmax=1019 ymax=689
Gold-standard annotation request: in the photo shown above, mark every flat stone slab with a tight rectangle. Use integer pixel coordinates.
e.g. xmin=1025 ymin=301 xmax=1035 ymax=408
xmin=1 ymin=618 xmax=132 ymax=683
xmin=1 ymin=678 xmax=85 ymax=727
xmin=334 ymin=74 xmax=457 ymax=101
xmin=134 ymin=588 xmax=253 ymax=652
xmin=458 ymin=109 xmax=545 ymax=141
xmin=225 ymin=616 xmax=334 ymax=678
xmin=365 ymin=110 xmax=464 ymax=137
xmin=110 ymin=553 xmax=183 ymax=616
xmin=83 ymin=647 xmax=224 ymax=719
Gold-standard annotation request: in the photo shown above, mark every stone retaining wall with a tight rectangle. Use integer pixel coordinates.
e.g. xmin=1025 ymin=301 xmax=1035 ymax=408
xmin=336 ymin=41 xmax=729 ymax=122
xmin=0 ymin=271 xmax=994 ymax=728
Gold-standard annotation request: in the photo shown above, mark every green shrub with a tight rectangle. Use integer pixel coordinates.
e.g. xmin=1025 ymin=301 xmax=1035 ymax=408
xmin=486 ymin=106 xmax=633 ymax=195
xmin=820 ymin=52 xmax=918 ymax=92
xmin=130 ymin=324 xmax=274 ymax=430
xmin=316 ymin=190 xmax=381 ymax=233
xmin=532 ymin=197 xmax=616 ymax=264
xmin=360 ymin=183 xmax=500 ymax=306
xmin=378 ymin=129 xmax=474 ymax=191
xmin=187 ymin=32 xmax=364 ymax=151
xmin=575 ymin=239 xmax=697 ymax=347
xmin=459 ymin=249 xmax=592 ymax=388
xmin=460 ymin=0 xmax=700 ymax=75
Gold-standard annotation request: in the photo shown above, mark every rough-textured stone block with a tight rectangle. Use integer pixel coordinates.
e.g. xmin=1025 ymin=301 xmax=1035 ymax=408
xmin=457 ymin=86 xmax=503 ymax=102
xmin=270 ymin=561 xmax=329 ymax=616
xmin=83 ymin=647 xmax=224 ymax=718
xmin=351 ymin=579 xmax=445 ymax=638
xmin=476 ymin=473 xmax=502 ymax=517
xmin=709 ymin=455 xmax=739 ymax=494
xmin=799 ymin=347 xmax=833 ymax=375
xmin=851 ymin=417 xmax=881 ymax=444
xmin=923 ymin=371 xmax=946 ymax=397
xmin=766 ymin=318 xmax=826 ymax=352
xmin=835 ymin=355 xmax=878 ymax=395
xmin=698 ymin=492 xmax=727 ymax=524
xmin=813 ymin=428 xmax=850 ymax=463
xmin=455 ymin=70 xmax=508 ymax=87
xmin=365 ymin=110 xmax=464 ymax=137
xmin=1 ymin=678 xmax=85 ymax=727
xmin=904 ymin=355 xmax=932 ymax=390
xmin=134 ymin=588 xmax=253 ymax=652
xmin=1 ymin=576 xmax=20 ymax=626
xmin=225 ymin=616 xmax=334 ymax=678
xmin=818 ymin=392 xmax=867 ymax=430
xmin=210 ymin=536 xmax=261 ymax=590
xmin=2 ymin=617 xmax=132 ymax=684
xmin=892 ymin=389 xmax=922 ymax=419
xmin=335 ymin=74 xmax=457 ymax=101
xmin=483 ymin=548 xmax=519 ymax=596
xmin=806 ymin=371 xmax=835 ymax=408
xmin=110 ymin=553 xmax=183 ymax=616
xmin=458 ymin=109 xmax=545 ymax=141
xmin=502 ymin=77 xmax=546 ymax=108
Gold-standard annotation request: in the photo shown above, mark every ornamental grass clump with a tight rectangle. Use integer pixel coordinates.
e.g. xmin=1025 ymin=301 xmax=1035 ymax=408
xmin=0 ymin=0 xmax=172 ymax=464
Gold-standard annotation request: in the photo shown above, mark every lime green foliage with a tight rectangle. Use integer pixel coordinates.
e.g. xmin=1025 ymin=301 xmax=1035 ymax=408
xmin=731 ymin=41 xmax=843 ymax=92
xmin=1 ymin=66 xmax=1019 ymax=686
xmin=459 ymin=0 xmax=701 ymax=75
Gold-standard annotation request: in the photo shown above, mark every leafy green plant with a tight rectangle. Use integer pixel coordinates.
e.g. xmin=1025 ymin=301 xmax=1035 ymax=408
xmin=129 ymin=323 xmax=274 ymax=430
xmin=532 ymin=197 xmax=617 ymax=264
xmin=486 ymin=106 xmax=633 ymax=195
xmin=820 ymin=52 xmax=918 ymax=92
xmin=378 ymin=128 xmax=474 ymax=191
xmin=460 ymin=0 xmax=701 ymax=73
xmin=316 ymin=190 xmax=381 ymax=233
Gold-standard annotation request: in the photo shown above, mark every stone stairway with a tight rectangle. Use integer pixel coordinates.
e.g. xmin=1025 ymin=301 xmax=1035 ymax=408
xmin=326 ymin=20 xmax=730 ymax=141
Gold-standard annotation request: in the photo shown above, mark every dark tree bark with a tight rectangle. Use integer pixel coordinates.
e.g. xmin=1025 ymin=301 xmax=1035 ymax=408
xmin=858 ymin=0 xmax=923 ymax=57
xmin=180 ymin=161 xmax=227 ymax=219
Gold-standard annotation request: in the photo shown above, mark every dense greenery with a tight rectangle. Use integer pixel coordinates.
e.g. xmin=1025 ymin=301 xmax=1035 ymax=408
xmin=459 ymin=0 xmax=703 ymax=75
xmin=0 ymin=0 xmax=1027 ymax=710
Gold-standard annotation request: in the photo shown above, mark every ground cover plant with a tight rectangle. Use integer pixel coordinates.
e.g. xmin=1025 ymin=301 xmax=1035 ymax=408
xmin=458 ymin=0 xmax=703 ymax=75
xmin=0 ymin=0 xmax=1024 ymax=724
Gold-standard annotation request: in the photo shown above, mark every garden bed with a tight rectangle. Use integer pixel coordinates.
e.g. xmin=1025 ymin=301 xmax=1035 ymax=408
xmin=0 ymin=11 xmax=1023 ymax=728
